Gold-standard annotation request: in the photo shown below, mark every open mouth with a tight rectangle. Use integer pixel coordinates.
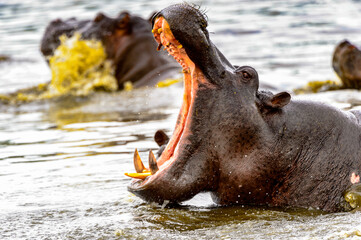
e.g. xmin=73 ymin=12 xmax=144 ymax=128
xmin=124 ymin=16 xmax=207 ymax=186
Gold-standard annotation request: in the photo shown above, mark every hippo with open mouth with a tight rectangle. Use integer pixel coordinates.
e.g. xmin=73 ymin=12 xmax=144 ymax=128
xmin=126 ymin=4 xmax=361 ymax=212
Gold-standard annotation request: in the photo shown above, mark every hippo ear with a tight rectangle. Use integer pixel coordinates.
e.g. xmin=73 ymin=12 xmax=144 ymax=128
xmin=117 ymin=12 xmax=130 ymax=29
xmin=268 ymin=92 xmax=291 ymax=109
xmin=154 ymin=130 xmax=169 ymax=147
xmin=94 ymin=13 xmax=106 ymax=22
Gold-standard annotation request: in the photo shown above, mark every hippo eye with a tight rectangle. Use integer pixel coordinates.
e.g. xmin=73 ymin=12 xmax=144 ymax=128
xmin=241 ymin=71 xmax=252 ymax=81
xmin=235 ymin=66 xmax=257 ymax=83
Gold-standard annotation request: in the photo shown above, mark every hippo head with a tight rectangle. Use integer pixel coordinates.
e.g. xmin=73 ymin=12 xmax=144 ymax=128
xmin=332 ymin=40 xmax=361 ymax=89
xmin=41 ymin=12 xmax=151 ymax=60
xmin=79 ymin=11 xmax=152 ymax=60
xmin=127 ymin=4 xmax=291 ymax=205
xmin=40 ymin=18 xmax=89 ymax=58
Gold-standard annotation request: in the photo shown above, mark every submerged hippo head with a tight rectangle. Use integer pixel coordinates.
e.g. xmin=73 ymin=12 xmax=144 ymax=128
xmin=40 ymin=17 xmax=89 ymax=58
xmin=126 ymin=4 xmax=292 ymax=206
xmin=41 ymin=11 xmax=178 ymax=89
xmin=332 ymin=40 xmax=361 ymax=89
xmin=78 ymin=11 xmax=151 ymax=60
xmin=41 ymin=11 xmax=149 ymax=59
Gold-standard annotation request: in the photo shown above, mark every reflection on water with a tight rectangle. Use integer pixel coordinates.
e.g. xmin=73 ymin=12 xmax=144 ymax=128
xmin=1 ymin=0 xmax=361 ymax=239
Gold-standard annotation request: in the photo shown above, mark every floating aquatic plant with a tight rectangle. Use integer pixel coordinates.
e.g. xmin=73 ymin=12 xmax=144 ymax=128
xmin=0 ymin=33 xmax=182 ymax=105
xmin=293 ymin=80 xmax=342 ymax=94
xmin=47 ymin=32 xmax=117 ymax=96
xmin=344 ymin=184 xmax=361 ymax=210
xmin=156 ymin=78 xmax=181 ymax=88
xmin=0 ymin=33 xmax=118 ymax=104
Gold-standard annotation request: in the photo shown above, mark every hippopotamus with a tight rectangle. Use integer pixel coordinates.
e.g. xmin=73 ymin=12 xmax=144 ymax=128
xmin=40 ymin=18 xmax=89 ymax=58
xmin=332 ymin=40 xmax=361 ymax=89
xmin=40 ymin=11 xmax=179 ymax=89
xmin=125 ymin=4 xmax=361 ymax=212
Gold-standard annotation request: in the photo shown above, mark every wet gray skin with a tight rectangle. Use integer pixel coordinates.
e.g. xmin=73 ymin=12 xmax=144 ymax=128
xmin=128 ymin=3 xmax=361 ymax=212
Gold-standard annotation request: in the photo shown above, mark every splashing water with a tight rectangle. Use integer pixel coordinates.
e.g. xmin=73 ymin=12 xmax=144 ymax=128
xmin=48 ymin=33 xmax=117 ymax=96
xmin=0 ymin=33 xmax=118 ymax=103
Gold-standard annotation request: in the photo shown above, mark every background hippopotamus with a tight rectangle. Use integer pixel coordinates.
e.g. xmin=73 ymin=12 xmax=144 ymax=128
xmin=40 ymin=11 xmax=179 ymax=89
xmin=40 ymin=18 xmax=89 ymax=58
xmin=332 ymin=40 xmax=361 ymax=89
xmin=126 ymin=3 xmax=361 ymax=212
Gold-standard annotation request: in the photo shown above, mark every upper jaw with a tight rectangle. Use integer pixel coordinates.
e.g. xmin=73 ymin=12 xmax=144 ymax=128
xmin=152 ymin=16 xmax=194 ymax=75
xmin=152 ymin=11 xmax=232 ymax=86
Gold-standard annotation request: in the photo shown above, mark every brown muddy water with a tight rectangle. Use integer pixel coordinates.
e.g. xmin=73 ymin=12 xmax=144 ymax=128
xmin=1 ymin=0 xmax=361 ymax=239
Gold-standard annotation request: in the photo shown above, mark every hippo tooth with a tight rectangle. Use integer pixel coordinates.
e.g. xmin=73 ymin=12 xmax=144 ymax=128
xmin=133 ymin=148 xmax=146 ymax=173
xmin=148 ymin=150 xmax=159 ymax=174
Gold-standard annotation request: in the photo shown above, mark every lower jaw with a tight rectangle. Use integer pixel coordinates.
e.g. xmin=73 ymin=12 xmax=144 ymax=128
xmin=132 ymin=63 xmax=208 ymax=188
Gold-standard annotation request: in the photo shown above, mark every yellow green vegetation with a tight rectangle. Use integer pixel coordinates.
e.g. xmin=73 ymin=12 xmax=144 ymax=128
xmin=123 ymin=81 xmax=133 ymax=91
xmin=343 ymin=230 xmax=361 ymax=238
xmin=0 ymin=33 xmax=181 ymax=105
xmin=122 ymin=78 xmax=181 ymax=92
xmin=1 ymin=33 xmax=117 ymax=103
xmin=294 ymin=80 xmax=342 ymax=94
xmin=48 ymin=33 xmax=117 ymax=96
xmin=156 ymin=78 xmax=181 ymax=88
xmin=0 ymin=54 xmax=10 ymax=62
xmin=344 ymin=184 xmax=361 ymax=210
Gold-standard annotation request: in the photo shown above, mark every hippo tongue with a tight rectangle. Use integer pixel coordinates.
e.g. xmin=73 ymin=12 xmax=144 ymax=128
xmin=125 ymin=17 xmax=209 ymax=180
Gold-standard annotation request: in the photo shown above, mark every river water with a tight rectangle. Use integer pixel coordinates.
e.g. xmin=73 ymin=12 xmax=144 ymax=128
xmin=1 ymin=0 xmax=361 ymax=239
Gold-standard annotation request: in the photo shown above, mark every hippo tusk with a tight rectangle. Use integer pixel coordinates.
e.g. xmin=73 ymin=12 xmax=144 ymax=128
xmin=149 ymin=150 xmax=159 ymax=174
xmin=133 ymin=148 xmax=145 ymax=173
xmin=124 ymin=149 xmax=158 ymax=179
xmin=124 ymin=172 xmax=151 ymax=179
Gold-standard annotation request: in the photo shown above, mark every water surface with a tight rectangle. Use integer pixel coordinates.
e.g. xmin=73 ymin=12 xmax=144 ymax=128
xmin=1 ymin=0 xmax=361 ymax=239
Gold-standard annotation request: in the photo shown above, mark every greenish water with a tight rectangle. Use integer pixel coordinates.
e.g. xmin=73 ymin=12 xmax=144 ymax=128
xmin=1 ymin=0 xmax=361 ymax=239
